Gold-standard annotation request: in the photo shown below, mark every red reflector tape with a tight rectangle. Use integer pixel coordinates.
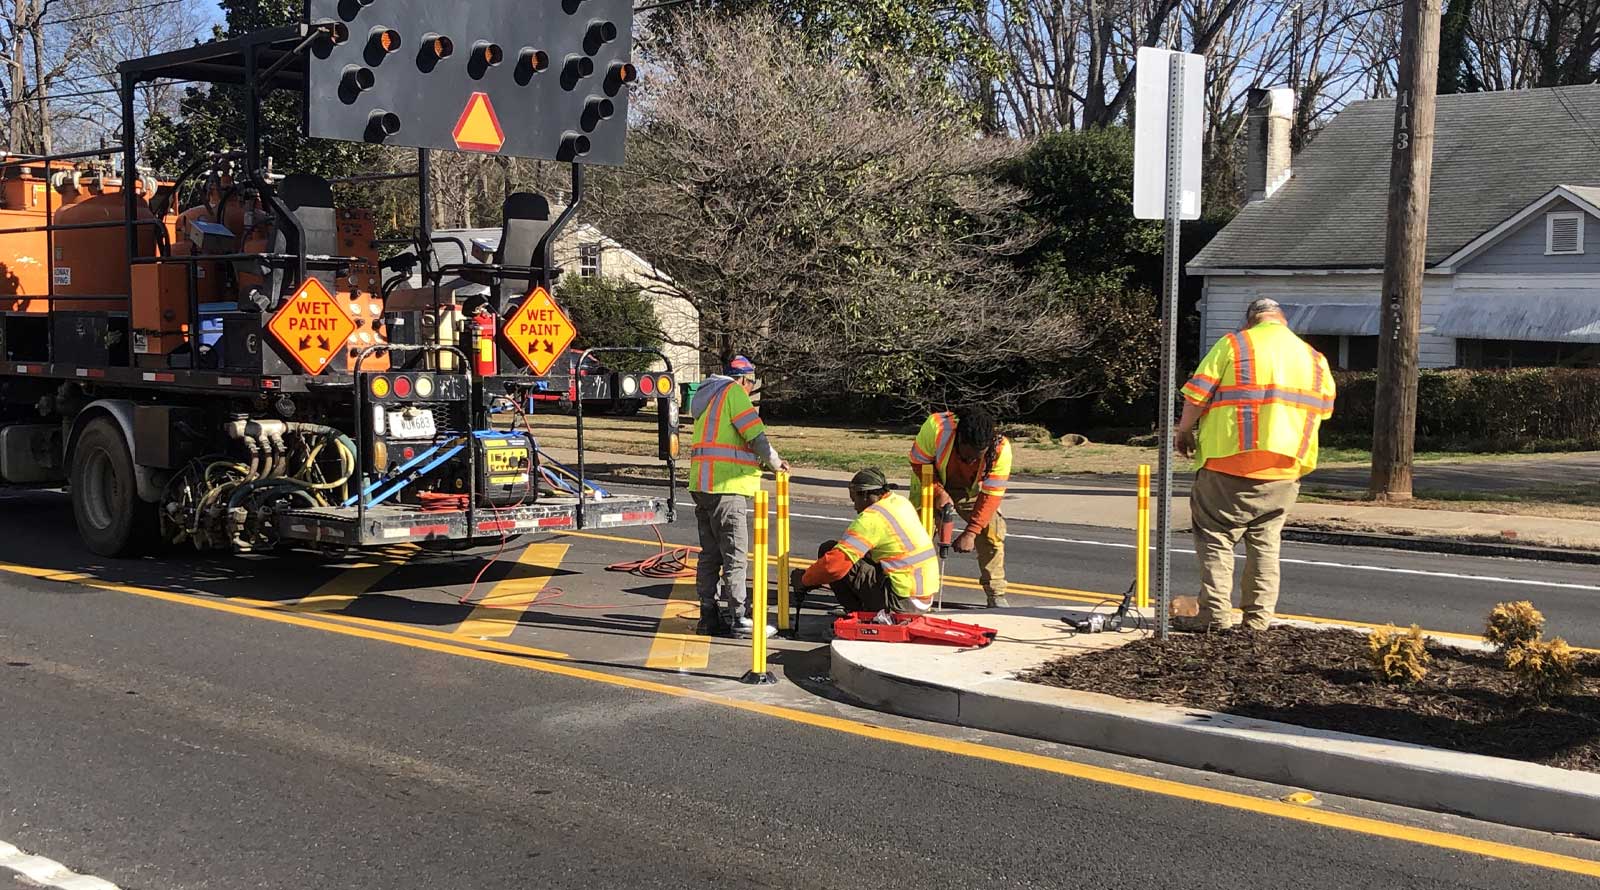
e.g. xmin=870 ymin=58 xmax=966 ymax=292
xmin=74 ymin=368 xmax=106 ymax=378
xmin=537 ymin=516 xmax=573 ymax=528
xmin=408 ymin=524 xmax=450 ymax=537
xmin=477 ymin=520 xmax=517 ymax=532
xmin=621 ymin=511 xmax=656 ymax=522
xmin=141 ymin=372 xmax=176 ymax=383
xmin=13 ymin=364 xmax=35 ymax=373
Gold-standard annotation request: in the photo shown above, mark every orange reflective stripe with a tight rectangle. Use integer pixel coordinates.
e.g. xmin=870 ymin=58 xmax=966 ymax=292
xmin=731 ymin=407 xmax=761 ymax=435
xmin=931 ymin=414 xmax=956 ymax=468
xmin=1297 ymin=346 xmax=1325 ymax=461
xmin=838 ymin=531 xmax=872 ymax=558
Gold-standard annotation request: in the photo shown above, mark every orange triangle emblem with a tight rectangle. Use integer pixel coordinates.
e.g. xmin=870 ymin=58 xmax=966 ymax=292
xmin=452 ymin=92 xmax=505 ymax=153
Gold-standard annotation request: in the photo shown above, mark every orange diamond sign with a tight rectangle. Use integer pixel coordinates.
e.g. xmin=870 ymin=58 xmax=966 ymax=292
xmin=452 ymin=92 xmax=505 ymax=153
xmin=267 ymin=277 xmax=356 ymax=374
xmin=505 ymin=286 xmax=577 ymax=376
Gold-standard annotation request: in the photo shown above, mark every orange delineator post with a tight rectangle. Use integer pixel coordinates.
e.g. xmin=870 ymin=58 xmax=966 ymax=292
xmin=776 ymin=474 xmax=792 ymax=632
xmin=918 ymin=463 xmax=935 ymax=537
xmin=742 ymin=490 xmax=776 ymax=684
xmin=1136 ymin=464 xmax=1152 ymax=610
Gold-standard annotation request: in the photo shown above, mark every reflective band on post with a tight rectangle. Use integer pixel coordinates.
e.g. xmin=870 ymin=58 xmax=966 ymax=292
xmin=776 ymin=473 xmax=792 ymax=631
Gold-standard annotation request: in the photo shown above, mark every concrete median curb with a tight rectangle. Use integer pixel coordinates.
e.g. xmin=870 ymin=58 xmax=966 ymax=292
xmin=830 ymin=615 xmax=1600 ymax=839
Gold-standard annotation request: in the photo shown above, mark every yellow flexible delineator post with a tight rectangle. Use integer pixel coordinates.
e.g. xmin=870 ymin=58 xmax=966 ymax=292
xmin=918 ymin=463 xmax=935 ymax=537
xmin=742 ymin=490 xmax=776 ymax=685
xmin=776 ymin=473 xmax=792 ymax=632
xmin=1136 ymin=464 xmax=1151 ymax=611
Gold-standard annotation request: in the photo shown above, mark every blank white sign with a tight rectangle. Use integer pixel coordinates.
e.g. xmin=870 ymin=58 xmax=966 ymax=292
xmin=1133 ymin=47 xmax=1205 ymax=221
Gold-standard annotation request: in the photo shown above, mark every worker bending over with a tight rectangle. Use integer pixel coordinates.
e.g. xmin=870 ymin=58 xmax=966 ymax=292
xmin=690 ymin=355 xmax=790 ymax=639
xmin=908 ymin=406 xmax=1012 ymax=608
xmin=791 ymin=469 xmax=939 ymax=615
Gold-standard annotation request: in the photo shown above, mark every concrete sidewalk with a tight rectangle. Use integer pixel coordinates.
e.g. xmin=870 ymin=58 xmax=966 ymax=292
xmin=830 ymin=606 xmax=1600 ymax=839
xmin=543 ymin=447 xmax=1600 ymax=555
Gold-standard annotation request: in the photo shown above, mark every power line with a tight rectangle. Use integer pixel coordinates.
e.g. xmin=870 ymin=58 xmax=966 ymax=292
xmin=39 ymin=0 xmax=187 ymax=28
xmin=1549 ymin=85 xmax=1600 ymax=157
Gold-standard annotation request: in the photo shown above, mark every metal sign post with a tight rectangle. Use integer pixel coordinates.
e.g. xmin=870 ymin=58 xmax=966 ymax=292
xmin=1153 ymin=53 xmax=1185 ymax=640
xmin=1133 ymin=47 xmax=1204 ymax=640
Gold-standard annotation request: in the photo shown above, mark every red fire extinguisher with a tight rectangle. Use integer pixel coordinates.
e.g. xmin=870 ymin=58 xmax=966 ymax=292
xmin=473 ymin=311 xmax=496 ymax=377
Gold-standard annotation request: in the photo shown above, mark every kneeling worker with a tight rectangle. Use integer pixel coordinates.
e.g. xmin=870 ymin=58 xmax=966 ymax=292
xmin=790 ymin=469 xmax=939 ymax=615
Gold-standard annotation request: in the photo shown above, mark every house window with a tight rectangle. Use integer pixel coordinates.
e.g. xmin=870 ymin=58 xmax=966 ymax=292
xmin=579 ymin=242 xmax=602 ymax=278
xmin=1546 ymin=212 xmax=1584 ymax=255
xmin=1303 ymin=335 xmax=1378 ymax=371
xmin=1457 ymin=339 xmax=1600 ymax=369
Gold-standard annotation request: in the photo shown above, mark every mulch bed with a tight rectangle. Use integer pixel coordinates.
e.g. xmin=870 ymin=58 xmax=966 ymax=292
xmin=1019 ymin=626 xmax=1600 ymax=772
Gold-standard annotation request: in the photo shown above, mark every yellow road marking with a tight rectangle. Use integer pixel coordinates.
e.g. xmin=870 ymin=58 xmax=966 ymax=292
xmin=558 ymin=531 xmax=1600 ymax=654
xmin=283 ymin=545 xmax=418 ymax=613
xmin=454 ymin=543 xmax=568 ymax=639
xmin=5 ymin=557 xmax=1597 ymax=881
xmin=643 ymin=572 xmax=709 ymax=672
xmin=0 ymin=561 xmax=568 ymax=661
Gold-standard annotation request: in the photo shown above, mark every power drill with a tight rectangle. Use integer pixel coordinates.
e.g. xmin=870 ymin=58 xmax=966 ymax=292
xmin=936 ymin=503 xmax=958 ymax=557
xmin=1068 ymin=582 xmax=1137 ymax=633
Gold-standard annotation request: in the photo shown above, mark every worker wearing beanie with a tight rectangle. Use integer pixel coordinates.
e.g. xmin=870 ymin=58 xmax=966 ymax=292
xmin=689 ymin=355 xmax=790 ymax=638
xmin=790 ymin=468 xmax=940 ymax=615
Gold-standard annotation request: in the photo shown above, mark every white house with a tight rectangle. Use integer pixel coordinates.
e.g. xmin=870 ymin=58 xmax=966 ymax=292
xmin=1188 ymin=85 xmax=1600 ymax=370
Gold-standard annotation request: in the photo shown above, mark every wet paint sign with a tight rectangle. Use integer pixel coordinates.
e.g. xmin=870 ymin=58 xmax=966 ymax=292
xmin=268 ymin=277 xmax=357 ymax=374
xmin=504 ymin=286 xmax=577 ymax=376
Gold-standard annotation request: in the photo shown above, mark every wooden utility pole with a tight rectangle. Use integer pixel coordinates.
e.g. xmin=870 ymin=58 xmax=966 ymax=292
xmin=1370 ymin=0 xmax=1443 ymax=501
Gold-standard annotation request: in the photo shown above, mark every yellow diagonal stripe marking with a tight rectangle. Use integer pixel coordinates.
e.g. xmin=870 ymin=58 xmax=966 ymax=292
xmin=283 ymin=545 xmax=418 ymax=613
xmin=644 ymin=572 xmax=709 ymax=672
xmin=454 ymin=542 xmax=568 ymax=639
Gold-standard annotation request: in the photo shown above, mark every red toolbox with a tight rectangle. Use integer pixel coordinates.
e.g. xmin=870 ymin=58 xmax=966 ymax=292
xmin=833 ymin=612 xmax=997 ymax=647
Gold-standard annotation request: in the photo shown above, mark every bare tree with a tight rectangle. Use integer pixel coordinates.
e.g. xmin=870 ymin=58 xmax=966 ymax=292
xmin=594 ymin=12 xmax=1088 ymax=411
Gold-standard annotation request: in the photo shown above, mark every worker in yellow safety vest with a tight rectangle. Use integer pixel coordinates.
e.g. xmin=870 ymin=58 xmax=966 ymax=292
xmin=907 ymin=406 xmax=1013 ymax=608
xmin=1174 ymin=298 xmax=1336 ymax=632
xmin=790 ymin=468 xmax=940 ymax=615
xmin=689 ymin=355 xmax=790 ymax=639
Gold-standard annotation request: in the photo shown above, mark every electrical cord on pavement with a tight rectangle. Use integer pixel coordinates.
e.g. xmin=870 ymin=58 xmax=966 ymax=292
xmin=605 ymin=526 xmax=695 ymax=579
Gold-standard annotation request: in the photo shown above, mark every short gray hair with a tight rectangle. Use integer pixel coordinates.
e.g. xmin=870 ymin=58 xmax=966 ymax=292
xmin=1245 ymin=298 xmax=1284 ymax=321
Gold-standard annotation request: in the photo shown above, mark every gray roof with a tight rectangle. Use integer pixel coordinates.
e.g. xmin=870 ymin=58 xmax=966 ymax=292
xmin=1190 ymin=85 xmax=1600 ymax=271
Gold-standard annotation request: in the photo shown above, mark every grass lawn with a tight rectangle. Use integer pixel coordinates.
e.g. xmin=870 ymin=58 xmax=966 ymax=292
xmin=529 ymin=412 xmax=1542 ymax=478
xmin=1301 ymin=484 xmax=1600 ymax=524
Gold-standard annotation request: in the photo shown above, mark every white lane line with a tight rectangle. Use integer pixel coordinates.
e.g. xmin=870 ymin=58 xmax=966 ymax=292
xmin=0 ymin=840 xmax=120 ymax=890
xmin=789 ymin=512 xmax=1600 ymax=593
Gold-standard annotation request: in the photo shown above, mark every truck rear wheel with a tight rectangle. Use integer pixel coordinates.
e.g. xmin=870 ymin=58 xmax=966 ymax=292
xmin=71 ymin=417 xmax=157 ymax=557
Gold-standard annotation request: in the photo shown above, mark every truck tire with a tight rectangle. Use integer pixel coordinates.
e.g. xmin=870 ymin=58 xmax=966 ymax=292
xmin=70 ymin=417 xmax=158 ymax=557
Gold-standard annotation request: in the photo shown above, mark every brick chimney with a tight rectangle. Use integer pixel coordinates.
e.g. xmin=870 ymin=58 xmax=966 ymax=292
xmin=1246 ymin=87 xmax=1294 ymax=203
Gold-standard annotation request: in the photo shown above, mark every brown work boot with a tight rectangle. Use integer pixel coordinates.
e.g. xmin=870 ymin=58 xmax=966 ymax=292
xmin=986 ymin=595 xmax=1010 ymax=608
xmin=1171 ymin=614 xmax=1235 ymax=633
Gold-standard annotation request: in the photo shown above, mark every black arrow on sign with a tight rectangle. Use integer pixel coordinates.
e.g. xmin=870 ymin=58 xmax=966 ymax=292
xmin=317 ymin=335 xmax=330 ymax=352
xmin=542 ymin=339 xmax=554 ymax=354
xmin=298 ymin=335 xmax=311 ymax=350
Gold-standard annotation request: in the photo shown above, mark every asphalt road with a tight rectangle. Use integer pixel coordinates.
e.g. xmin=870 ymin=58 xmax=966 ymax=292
xmin=2 ymin=487 xmax=1599 ymax=889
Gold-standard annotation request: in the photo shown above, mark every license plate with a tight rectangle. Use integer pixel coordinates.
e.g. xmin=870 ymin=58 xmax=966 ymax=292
xmin=386 ymin=410 xmax=436 ymax=440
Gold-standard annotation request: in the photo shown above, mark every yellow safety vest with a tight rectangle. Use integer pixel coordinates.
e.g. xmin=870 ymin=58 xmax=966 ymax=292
xmin=1180 ymin=321 xmax=1336 ymax=476
xmin=907 ymin=412 xmax=1013 ymax=505
xmin=835 ymin=493 xmax=940 ymax=609
xmin=689 ymin=377 xmax=767 ymax=497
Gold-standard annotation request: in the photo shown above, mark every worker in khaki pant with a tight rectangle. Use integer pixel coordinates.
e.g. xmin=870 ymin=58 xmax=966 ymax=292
xmin=908 ymin=406 xmax=1012 ymax=608
xmin=1173 ymin=298 xmax=1335 ymax=632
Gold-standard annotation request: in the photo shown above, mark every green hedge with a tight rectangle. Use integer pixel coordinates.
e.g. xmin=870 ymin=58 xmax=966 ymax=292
xmin=1326 ymin=369 xmax=1600 ymax=451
